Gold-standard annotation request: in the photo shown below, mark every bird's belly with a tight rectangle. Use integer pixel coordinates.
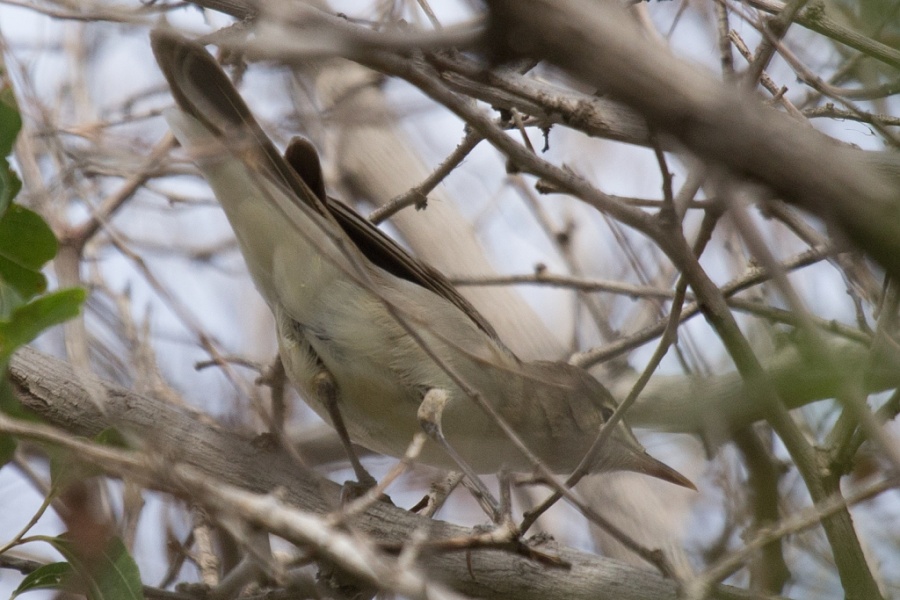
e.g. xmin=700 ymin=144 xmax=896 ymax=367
xmin=278 ymin=307 xmax=576 ymax=473
xmin=281 ymin=330 xmax=420 ymax=456
xmin=317 ymin=347 xmax=551 ymax=472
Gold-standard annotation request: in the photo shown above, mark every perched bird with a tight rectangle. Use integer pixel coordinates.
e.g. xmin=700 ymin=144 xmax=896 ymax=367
xmin=150 ymin=30 xmax=693 ymax=498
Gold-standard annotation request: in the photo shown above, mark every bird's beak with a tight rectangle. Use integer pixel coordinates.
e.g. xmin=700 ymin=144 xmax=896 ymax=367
xmin=598 ymin=421 xmax=697 ymax=490
xmin=625 ymin=449 xmax=697 ymax=490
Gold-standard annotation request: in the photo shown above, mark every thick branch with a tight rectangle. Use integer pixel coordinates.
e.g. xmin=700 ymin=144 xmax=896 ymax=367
xmin=8 ymin=346 xmax=745 ymax=600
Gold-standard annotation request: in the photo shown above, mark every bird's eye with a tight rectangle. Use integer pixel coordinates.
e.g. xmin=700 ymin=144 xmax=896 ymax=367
xmin=600 ymin=406 xmax=615 ymax=421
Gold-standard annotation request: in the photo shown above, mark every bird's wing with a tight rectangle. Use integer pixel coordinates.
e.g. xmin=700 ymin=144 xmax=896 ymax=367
xmin=282 ymin=138 xmax=500 ymax=340
xmin=151 ymin=29 xmax=500 ymax=341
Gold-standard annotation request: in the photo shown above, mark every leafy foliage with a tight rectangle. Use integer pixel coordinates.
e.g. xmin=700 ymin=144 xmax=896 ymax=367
xmin=0 ymin=64 xmax=85 ymax=378
xmin=13 ymin=535 xmax=143 ymax=600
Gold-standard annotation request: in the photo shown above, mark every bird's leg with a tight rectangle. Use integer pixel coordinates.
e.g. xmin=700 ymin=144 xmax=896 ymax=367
xmin=312 ymin=371 xmax=378 ymax=491
xmin=417 ymin=388 xmax=502 ymax=522
xmin=256 ymin=356 xmax=287 ymax=443
xmin=497 ymin=468 xmax=517 ymax=530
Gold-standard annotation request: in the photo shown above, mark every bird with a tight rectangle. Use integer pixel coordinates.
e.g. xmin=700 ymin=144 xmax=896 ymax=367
xmin=150 ymin=29 xmax=694 ymax=503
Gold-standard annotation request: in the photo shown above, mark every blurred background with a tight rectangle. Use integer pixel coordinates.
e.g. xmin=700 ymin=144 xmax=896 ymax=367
xmin=1 ymin=0 xmax=899 ymax=598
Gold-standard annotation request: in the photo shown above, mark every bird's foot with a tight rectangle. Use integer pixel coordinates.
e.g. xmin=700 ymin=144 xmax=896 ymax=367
xmin=338 ymin=476 xmax=393 ymax=506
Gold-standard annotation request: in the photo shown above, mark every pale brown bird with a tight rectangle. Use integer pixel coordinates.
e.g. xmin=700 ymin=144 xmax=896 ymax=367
xmin=150 ymin=30 xmax=694 ymax=502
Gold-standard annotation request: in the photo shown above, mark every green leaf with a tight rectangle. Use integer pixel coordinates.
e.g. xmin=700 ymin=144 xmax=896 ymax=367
xmin=0 ymin=431 xmax=14 ymax=466
xmin=0 ymin=204 xmax=58 ymax=272
xmin=0 ymin=157 xmax=21 ymax=216
xmin=0 ymin=288 xmax=86 ymax=360
xmin=88 ymin=536 xmax=144 ymax=600
xmin=11 ymin=562 xmax=72 ymax=598
xmin=0 ymin=73 xmax=21 ymax=158
xmin=43 ymin=534 xmax=144 ymax=600
xmin=0 ymin=66 xmax=21 ymax=227
xmin=0 ymin=260 xmax=45 ymax=315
